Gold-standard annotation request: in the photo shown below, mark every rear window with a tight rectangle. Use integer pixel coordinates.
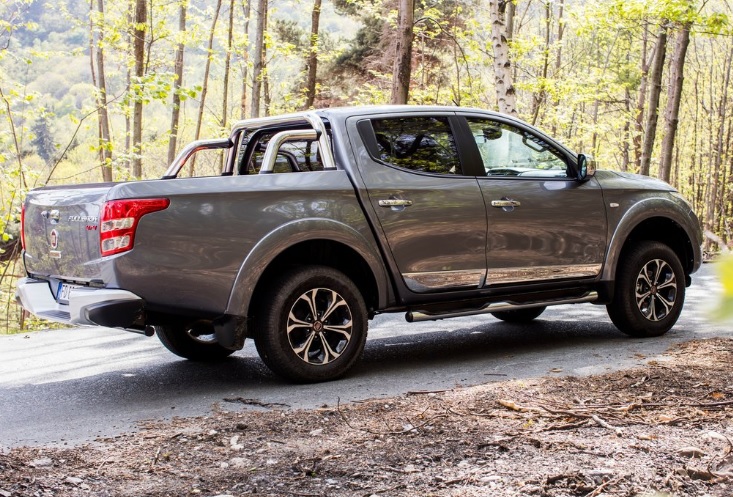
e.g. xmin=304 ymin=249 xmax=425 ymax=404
xmin=368 ymin=117 xmax=461 ymax=175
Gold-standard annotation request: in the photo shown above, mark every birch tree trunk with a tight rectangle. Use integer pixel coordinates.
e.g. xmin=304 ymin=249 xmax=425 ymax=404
xmin=658 ymin=24 xmax=691 ymax=184
xmin=167 ymin=0 xmax=187 ymax=167
xmin=391 ymin=0 xmax=414 ymax=105
xmin=489 ymin=0 xmax=517 ymax=115
xmin=131 ymin=0 xmax=146 ymax=179
xmin=303 ymin=0 xmax=322 ymax=109
xmin=251 ymin=0 xmax=268 ymax=118
xmin=639 ymin=22 xmax=668 ymax=177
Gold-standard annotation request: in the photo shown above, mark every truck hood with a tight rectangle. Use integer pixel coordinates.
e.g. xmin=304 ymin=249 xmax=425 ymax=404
xmin=595 ymin=170 xmax=677 ymax=192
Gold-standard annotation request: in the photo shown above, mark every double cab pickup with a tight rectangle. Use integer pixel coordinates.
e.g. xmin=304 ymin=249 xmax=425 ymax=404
xmin=16 ymin=106 xmax=703 ymax=382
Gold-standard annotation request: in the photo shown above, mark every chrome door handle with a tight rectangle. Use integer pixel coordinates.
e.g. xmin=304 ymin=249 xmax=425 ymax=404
xmin=490 ymin=199 xmax=521 ymax=208
xmin=378 ymin=199 xmax=413 ymax=207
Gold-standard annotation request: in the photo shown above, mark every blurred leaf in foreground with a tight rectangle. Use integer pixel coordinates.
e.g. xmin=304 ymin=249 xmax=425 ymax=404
xmin=713 ymin=255 xmax=733 ymax=322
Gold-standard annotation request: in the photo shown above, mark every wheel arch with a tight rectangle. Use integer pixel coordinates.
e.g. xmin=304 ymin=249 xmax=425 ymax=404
xmin=225 ymin=219 xmax=390 ymax=327
xmin=603 ymin=198 xmax=702 ymax=289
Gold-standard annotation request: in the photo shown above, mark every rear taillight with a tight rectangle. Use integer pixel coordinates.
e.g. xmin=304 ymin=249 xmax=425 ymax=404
xmin=100 ymin=198 xmax=170 ymax=256
xmin=20 ymin=202 xmax=26 ymax=250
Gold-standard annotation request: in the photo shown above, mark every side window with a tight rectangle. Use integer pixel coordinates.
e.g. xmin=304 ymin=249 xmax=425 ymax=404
xmin=237 ymin=130 xmax=325 ymax=174
xmin=467 ymin=118 xmax=568 ymax=178
xmin=370 ymin=116 xmax=461 ymax=175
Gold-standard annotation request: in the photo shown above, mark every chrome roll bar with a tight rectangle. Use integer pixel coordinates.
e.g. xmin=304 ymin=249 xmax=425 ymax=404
xmin=162 ymin=111 xmax=335 ymax=178
xmin=163 ymin=138 xmax=232 ymax=179
xmin=259 ymin=130 xmax=318 ymax=174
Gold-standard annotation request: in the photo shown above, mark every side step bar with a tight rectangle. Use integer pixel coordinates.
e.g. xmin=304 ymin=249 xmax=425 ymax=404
xmin=405 ymin=291 xmax=598 ymax=323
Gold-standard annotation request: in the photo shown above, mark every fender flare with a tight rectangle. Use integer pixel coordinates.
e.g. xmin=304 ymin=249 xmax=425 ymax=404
xmin=602 ymin=196 xmax=702 ymax=283
xmin=224 ymin=217 xmax=390 ymax=320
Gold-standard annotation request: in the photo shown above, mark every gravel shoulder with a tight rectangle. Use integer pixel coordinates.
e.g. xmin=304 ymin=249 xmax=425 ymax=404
xmin=3 ymin=337 xmax=733 ymax=497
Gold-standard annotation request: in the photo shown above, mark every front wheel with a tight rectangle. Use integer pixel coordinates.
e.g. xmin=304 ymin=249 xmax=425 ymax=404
xmin=155 ymin=321 xmax=235 ymax=361
xmin=254 ymin=266 xmax=368 ymax=383
xmin=606 ymin=241 xmax=685 ymax=337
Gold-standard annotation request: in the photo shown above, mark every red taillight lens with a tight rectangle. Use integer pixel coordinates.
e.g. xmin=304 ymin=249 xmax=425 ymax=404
xmin=20 ymin=202 xmax=26 ymax=251
xmin=100 ymin=198 xmax=170 ymax=256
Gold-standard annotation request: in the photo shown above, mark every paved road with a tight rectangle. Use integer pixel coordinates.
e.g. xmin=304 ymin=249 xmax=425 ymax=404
xmin=0 ymin=263 xmax=728 ymax=449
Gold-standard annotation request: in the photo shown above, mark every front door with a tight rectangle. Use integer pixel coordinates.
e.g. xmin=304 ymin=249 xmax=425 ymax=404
xmin=459 ymin=114 xmax=608 ymax=286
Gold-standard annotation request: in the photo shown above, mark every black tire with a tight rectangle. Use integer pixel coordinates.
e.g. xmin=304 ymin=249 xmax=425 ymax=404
xmin=607 ymin=241 xmax=685 ymax=337
xmin=491 ymin=306 xmax=547 ymax=323
xmin=254 ymin=266 xmax=368 ymax=383
xmin=155 ymin=321 xmax=235 ymax=361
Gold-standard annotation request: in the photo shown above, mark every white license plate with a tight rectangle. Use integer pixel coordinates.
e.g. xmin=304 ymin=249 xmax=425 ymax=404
xmin=57 ymin=283 xmax=80 ymax=304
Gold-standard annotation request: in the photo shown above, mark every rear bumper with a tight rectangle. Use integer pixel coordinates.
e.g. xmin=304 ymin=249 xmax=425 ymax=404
xmin=15 ymin=277 xmax=144 ymax=328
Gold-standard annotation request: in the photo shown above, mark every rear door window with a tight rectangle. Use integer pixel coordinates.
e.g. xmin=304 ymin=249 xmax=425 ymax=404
xmin=368 ymin=116 xmax=462 ymax=175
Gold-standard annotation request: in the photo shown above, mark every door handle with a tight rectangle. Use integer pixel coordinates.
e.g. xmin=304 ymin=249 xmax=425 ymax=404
xmin=490 ymin=199 xmax=521 ymax=208
xmin=378 ymin=199 xmax=413 ymax=207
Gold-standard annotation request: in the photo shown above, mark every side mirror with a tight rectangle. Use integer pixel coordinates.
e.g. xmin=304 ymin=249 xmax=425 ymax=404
xmin=576 ymin=154 xmax=596 ymax=181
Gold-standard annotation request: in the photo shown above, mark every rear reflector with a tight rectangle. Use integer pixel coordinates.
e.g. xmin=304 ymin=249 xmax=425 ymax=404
xmin=100 ymin=198 xmax=169 ymax=256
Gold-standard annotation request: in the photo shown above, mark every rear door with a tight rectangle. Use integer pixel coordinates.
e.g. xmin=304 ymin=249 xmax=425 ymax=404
xmin=347 ymin=113 xmax=487 ymax=293
xmin=457 ymin=113 xmax=608 ymax=286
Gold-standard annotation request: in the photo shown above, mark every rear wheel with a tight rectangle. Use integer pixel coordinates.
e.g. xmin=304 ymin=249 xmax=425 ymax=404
xmin=155 ymin=321 xmax=235 ymax=361
xmin=491 ymin=306 xmax=546 ymax=323
xmin=607 ymin=241 xmax=685 ymax=337
xmin=254 ymin=266 xmax=368 ymax=383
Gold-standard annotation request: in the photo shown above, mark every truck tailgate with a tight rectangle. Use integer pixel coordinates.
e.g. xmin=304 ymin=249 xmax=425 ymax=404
xmin=23 ymin=183 xmax=112 ymax=280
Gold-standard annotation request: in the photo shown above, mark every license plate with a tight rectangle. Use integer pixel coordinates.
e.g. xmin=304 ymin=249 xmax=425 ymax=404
xmin=57 ymin=283 xmax=80 ymax=305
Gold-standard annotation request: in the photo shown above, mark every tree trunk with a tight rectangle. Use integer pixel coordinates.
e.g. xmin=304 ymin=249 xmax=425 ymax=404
xmin=390 ymin=0 xmax=414 ymax=105
xmin=167 ymin=0 xmax=187 ymax=167
xmin=531 ymin=1 xmax=551 ymax=126
xmin=240 ymin=0 xmax=251 ymax=119
xmin=705 ymin=48 xmax=732 ymax=250
xmin=131 ymin=0 xmax=147 ymax=179
xmin=639 ymin=22 xmax=668 ymax=177
xmin=251 ymin=0 xmax=267 ymax=118
xmin=658 ymin=23 xmax=691 ymax=184
xmin=489 ymin=0 xmax=517 ymax=115
xmin=633 ymin=24 xmax=649 ymax=173
xmin=189 ymin=0 xmax=222 ymax=176
xmin=303 ymin=0 xmax=322 ymax=109
xmin=90 ymin=0 xmax=113 ymax=182
xmin=222 ymin=0 xmax=235 ymax=129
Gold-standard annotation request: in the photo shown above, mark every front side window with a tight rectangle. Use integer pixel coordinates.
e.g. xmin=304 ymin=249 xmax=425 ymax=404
xmin=467 ymin=118 xmax=568 ymax=178
xmin=370 ymin=116 xmax=461 ymax=175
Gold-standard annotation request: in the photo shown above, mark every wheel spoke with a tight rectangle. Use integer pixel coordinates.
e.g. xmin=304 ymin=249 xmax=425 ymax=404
xmin=302 ymin=290 xmax=319 ymax=319
xmin=323 ymin=322 xmax=352 ymax=339
xmin=287 ymin=312 xmax=312 ymax=333
xmin=321 ymin=291 xmax=348 ymax=321
xmin=292 ymin=331 xmax=317 ymax=361
xmin=320 ymin=338 xmax=342 ymax=364
xmin=657 ymin=278 xmax=677 ymax=291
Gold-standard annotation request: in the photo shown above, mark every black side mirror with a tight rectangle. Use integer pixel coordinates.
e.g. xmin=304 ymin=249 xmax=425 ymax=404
xmin=575 ymin=154 xmax=596 ymax=181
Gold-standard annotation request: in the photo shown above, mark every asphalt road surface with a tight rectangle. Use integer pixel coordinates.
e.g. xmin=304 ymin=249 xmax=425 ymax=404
xmin=0 ymin=263 xmax=728 ymax=449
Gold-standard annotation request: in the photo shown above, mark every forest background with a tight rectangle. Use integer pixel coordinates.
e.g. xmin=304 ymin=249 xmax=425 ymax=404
xmin=1 ymin=0 xmax=732 ymax=333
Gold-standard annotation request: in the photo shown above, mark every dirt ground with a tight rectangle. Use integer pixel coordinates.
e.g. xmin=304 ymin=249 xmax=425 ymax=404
xmin=3 ymin=338 xmax=733 ymax=497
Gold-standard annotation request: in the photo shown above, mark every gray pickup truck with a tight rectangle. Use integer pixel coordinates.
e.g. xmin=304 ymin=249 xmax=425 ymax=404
xmin=16 ymin=105 xmax=702 ymax=382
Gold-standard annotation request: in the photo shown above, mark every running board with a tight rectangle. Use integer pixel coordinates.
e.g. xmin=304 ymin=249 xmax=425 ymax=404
xmin=405 ymin=291 xmax=598 ymax=323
